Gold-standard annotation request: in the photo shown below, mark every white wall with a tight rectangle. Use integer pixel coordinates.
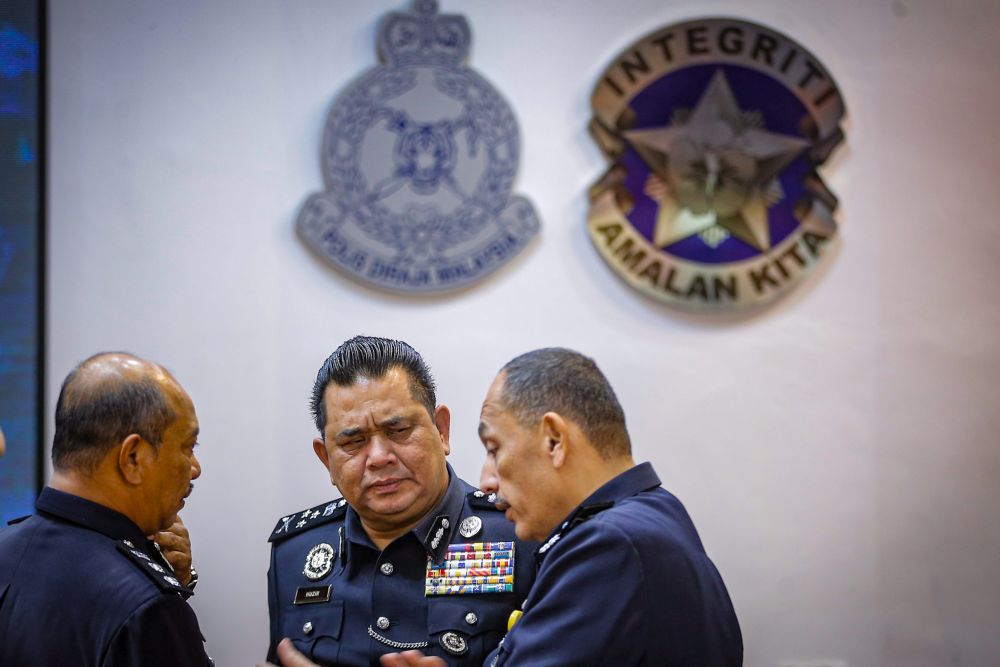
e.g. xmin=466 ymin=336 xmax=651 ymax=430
xmin=48 ymin=1 xmax=1000 ymax=665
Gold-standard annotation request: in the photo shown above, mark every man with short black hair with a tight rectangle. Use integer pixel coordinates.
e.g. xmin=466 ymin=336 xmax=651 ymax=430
xmin=0 ymin=352 xmax=210 ymax=666
xmin=266 ymin=336 xmax=534 ymax=666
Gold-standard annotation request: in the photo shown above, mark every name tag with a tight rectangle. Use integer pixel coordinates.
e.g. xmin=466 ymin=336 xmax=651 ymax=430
xmin=294 ymin=585 xmax=332 ymax=605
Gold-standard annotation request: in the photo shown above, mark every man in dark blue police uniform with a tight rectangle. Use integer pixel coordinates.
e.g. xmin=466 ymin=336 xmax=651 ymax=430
xmin=0 ymin=352 xmax=211 ymax=666
xmin=266 ymin=336 xmax=535 ymax=666
xmin=377 ymin=347 xmax=743 ymax=667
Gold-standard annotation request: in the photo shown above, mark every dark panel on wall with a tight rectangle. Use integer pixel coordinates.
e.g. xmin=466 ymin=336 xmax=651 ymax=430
xmin=0 ymin=0 xmax=43 ymax=521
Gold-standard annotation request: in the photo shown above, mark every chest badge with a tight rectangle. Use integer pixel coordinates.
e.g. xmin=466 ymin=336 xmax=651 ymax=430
xmin=303 ymin=543 xmax=336 ymax=580
xmin=458 ymin=515 xmax=483 ymax=539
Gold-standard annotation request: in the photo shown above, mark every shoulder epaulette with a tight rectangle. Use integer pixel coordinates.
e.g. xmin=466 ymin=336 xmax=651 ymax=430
xmin=536 ymin=501 xmax=615 ymax=563
xmin=268 ymin=498 xmax=348 ymax=543
xmin=116 ymin=540 xmax=192 ymax=598
xmin=467 ymin=489 xmax=503 ymax=511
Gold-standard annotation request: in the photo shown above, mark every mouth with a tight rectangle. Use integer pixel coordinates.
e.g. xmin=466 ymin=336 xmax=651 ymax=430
xmin=367 ymin=477 xmax=405 ymax=494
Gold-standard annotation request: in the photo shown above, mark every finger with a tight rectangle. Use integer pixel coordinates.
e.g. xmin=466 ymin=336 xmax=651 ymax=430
xmin=276 ymin=638 xmax=320 ymax=667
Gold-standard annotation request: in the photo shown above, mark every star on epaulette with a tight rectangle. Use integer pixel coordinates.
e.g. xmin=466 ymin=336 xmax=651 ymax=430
xmin=269 ymin=498 xmax=348 ymax=543
xmin=536 ymin=501 xmax=614 ymax=565
xmin=467 ymin=489 xmax=502 ymax=511
xmin=116 ymin=540 xmax=192 ymax=598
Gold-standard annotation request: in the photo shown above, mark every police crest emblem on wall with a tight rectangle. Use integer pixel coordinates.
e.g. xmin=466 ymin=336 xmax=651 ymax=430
xmin=297 ymin=0 xmax=540 ymax=293
xmin=587 ymin=18 xmax=846 ymax=309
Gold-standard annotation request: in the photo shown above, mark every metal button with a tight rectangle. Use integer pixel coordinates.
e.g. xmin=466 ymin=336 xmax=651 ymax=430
xmin=303 ymin=621 xmax=313 ymax=635
xmin=377 ymin=616 xmax=391 ymax=630
xmin=465 ymin=612 xmax=478 ymax=625
xmin=380 ymin=562 xmax=394 ymax=576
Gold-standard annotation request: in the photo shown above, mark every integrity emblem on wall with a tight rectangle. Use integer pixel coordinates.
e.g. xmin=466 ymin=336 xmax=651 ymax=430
xmin=297 ymin=0 xmax=540 ymax=293
xmin=587 ymin=18 xmax=846 ymax=309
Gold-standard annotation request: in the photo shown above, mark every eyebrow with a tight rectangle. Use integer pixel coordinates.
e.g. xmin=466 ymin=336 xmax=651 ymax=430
xmin=335 ymin=414 xmax=412 ymax=439
xmin=378 ymin=415 xmax=408 ymax=429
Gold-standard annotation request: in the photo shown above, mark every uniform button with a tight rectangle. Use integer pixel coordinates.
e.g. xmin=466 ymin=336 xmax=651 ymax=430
xmin=465 ymin=612 xmax=478 ymax=625
xmin=377 ymin=616 xmax=390 ymax=630
xmin=380 ymin=562 xmax=394 ymax=576
xmin=303 ymin=621 xmax=313 ymax=635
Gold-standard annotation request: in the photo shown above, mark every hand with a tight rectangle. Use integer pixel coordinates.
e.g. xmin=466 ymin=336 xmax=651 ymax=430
xmin=150 ymin=515 xmax=194 ymax=587
xmin=380 ymin=650 xmax=447 ymax=667
xmin=256 ymin=638 xmax=321 ymax=667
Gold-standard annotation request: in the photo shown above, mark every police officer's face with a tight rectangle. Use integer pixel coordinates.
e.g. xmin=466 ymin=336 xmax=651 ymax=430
xmin=478 ymin=373 xmax=561 ymax=542
xmin=313 ymin=367 xmax=451 ymax=536
xmin=146 ymin=385 xmax=202 ymax=532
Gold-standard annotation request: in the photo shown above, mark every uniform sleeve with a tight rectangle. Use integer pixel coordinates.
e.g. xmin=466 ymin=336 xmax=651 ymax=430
xmin=266 ymin=544 xmax=281 ymax=663
xmin=103 ymin=594 xmax=211 ymax=667
xmin=495 ymin=521 xmax=645 ymax=667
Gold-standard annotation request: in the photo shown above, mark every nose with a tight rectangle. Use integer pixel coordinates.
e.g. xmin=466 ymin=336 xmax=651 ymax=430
xmin=366 ymin=433 xmax=397 ymax=469
xmin=479 ymin=457 xmax=498 ymax=494
xmin=190 ymin=453 xmax=202 ymax=480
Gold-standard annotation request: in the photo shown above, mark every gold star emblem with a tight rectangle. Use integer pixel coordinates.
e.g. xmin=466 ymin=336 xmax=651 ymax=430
xmin=625 ymin=69 xmax=810 ymax=251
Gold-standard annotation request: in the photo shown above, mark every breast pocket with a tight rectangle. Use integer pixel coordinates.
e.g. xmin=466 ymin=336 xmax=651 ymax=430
xmin=280 ymin=599 xmax=344 ymax=665
xmin=427 ymin=598 xmax=512 ymax=666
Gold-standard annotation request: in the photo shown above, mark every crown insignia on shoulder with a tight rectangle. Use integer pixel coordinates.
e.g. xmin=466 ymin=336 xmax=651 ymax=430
xmin=269 ymin=498 xmax=348 ymax=543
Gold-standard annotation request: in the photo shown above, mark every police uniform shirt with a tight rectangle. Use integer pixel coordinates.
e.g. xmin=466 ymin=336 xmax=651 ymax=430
xmin=488 ymin=462 xmax=743 ymax=667
xmin=0 ymin=487 xmax=211 ymax=667
xmin=267 ymin=465 xmax=535 ymax=666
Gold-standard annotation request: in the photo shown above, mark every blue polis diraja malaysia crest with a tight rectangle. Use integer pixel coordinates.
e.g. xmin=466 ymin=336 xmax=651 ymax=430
xmin=297 ymin=0 xmax=540 ymax=293
xmin=587 ymin=18 xmax=846 ymax=310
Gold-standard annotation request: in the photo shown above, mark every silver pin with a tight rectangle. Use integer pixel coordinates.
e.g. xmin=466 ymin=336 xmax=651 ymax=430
xmin=440 ymin=631 xmax=468 ymax=656
xmin=303 ymin=621 xmax=313 ymax=635
xmin=459 ymin=516 xmax=483 ymax=539
xmin=303 ymin=543 xmax=335 ymax=580
xmin=465 ymin=612 xmax=478 ymax=625
xmin=377 ymin=616 xmax=390 ymax=630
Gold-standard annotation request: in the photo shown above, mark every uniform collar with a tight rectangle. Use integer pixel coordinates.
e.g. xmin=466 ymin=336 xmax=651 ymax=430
xmin=35 ymin=486 xmax=149 ymax=546
xmin=536 ymin=462 xmax=661 ymax=562
xmin=343 ymin=463 xmax=464 ymax=563
xmin=576 ymin=461 xmax=661 ymax=510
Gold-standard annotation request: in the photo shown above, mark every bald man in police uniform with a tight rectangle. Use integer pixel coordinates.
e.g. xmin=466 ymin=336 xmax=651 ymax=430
xmin=266 ymin=336 xmax=535 ymax=666
xmin=0 ymin=352 xmax=210 ymax=666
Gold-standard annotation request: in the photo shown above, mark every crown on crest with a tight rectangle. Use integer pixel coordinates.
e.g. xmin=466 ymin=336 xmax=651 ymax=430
xmin=377 ymin=0 xmax=471 ymax=66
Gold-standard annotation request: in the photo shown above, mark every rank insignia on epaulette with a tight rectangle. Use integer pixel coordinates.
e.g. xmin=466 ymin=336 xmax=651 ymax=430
xmin=425 ymin=541 xmax=515 ymax=596
xmin=270 ymin=498 xmax=348 ymax=542
xmin=467 ymin=490 xmax=501 ymax=511
xmin=116 ymin=541 xmax=192 ymax=597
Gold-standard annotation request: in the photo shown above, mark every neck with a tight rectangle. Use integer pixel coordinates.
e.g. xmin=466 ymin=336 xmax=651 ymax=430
xmin=566 ymin=454 xmax=635 ymax=512
xmin=49 ymin=469 xmax=146 ymax=532
xmin=361 ymin=479 xmax=450 ymax=551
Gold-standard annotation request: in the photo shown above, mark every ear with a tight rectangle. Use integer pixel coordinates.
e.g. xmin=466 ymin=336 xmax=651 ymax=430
xmin=433 ymin=405 xmax=452 ymax=456
xmin=118 ymin=433 xmax=150 ymax=485
xmin=541 ymin=412 xmax=569 ymax=469
xmin=313 ymin=437 xmax=330 ymax=468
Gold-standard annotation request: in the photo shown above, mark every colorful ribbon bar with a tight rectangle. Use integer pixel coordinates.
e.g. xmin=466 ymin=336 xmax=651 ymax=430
xmin=424 ymin=583 xmax=514 ymax=595
xmin=447 ymin=542 xmax=514 ymax=553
